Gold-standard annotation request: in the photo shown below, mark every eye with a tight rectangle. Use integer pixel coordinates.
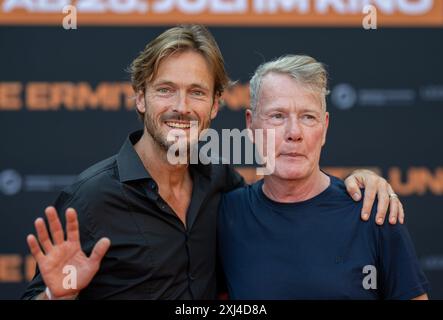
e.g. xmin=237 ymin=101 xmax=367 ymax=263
xmin=271 ymin=113 xmax=284 ymax=119
xmin=300 ymin=114 xmax=318 ymax=125
xmin=191 ymin=90 xmax=205 ymax=96
xmin=157 ymin=87 xmax=171 ymax=94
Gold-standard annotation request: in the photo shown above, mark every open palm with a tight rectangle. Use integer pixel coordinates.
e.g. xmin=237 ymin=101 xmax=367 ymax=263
xmin=27 ymin=207 xmax=110 ymax=299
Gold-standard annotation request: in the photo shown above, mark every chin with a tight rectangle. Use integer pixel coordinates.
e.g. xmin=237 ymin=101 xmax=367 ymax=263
xmin=275 ymin=171 xmax=308 ymax=181
xmin=273 ymin=162 xmax=311 ymax=180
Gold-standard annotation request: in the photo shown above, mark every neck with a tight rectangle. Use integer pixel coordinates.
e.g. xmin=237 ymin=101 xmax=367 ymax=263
xmin=134 ymin=129 xmax=190 ymax=188
xmin=262 ymin=167 xmax=330 ymax=203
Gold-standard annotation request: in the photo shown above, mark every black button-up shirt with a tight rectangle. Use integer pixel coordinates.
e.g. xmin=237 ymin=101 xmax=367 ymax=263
xmin=22 ymin=130 xmax=244 ymax=300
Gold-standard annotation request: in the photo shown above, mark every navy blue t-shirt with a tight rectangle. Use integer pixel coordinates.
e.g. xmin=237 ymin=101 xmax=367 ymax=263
xmin=217 ymin=176 xmax=429 ymax=300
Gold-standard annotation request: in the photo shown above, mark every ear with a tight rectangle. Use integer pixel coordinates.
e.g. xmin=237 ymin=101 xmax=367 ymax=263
xmin=246 ymin=109 xmax=253 ymax=130
xmin=246 ymin=109 xmax=254 ymax=143
xmin=135 ymin=90 xmax=146 ymax=114
xmin=210 ymin=95 xmax=220 ymax=120
xmin=321 ymin=112 xmax=329 ymax=146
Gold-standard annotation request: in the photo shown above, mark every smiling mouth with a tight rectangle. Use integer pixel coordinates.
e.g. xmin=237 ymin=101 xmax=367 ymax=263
xmin=164 ymin=121 xmax=192 ymax=129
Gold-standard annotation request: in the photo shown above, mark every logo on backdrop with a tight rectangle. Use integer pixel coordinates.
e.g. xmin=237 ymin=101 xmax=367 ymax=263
xmin=0 ymin=0 xmax=441 ymax=26
xmin=329 ymin=83 xmax=443 ymax=110
xmin=0 ymin=169 xmax=22 ymax=196
xmin=0 ymin=170 xmax=76 ymax=196
xmin=2 ymin=82 xmax=443 ymax=112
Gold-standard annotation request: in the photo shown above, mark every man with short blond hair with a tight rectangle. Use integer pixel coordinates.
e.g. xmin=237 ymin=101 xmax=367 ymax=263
xmin=218 ymin=55 xmax=429 ymax=300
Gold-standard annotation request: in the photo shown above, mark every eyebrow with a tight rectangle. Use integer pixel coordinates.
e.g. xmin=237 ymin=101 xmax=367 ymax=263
xmin=298 ymin=108 xmax=321 ymax=115
xmin=264 ymin=106 xmax=286 ymax=113
xmin=263 ymin=106 xmax=321 ymax=115
xmin=153 ymin=80 xmax=210 ymax=92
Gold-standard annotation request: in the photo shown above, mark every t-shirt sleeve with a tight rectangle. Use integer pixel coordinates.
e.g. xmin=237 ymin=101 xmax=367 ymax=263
xmin=377 ymin=220 xmax=430 ymax=299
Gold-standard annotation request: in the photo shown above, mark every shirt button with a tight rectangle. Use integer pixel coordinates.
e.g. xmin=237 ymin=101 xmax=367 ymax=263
xmin=189 ymin=274 xmax=197 ymax=281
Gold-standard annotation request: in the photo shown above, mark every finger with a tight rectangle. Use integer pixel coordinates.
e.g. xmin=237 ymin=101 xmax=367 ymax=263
xmin=388 ymin=196 xmax=399 ymax=225
xmin=89 ymin=238 xmax=111 ymax=265
xmin=375 ymin=182 xmax=390 ymax=225
xmin=26 ymin=234 xmax=44 ymax=264
xmin=344 ymin=176 xmax=362 ymax=202
xmin=399 ymin=201 xmax=405 ymax=224
xmin=45 ymin=206 xmax=64 ymax=245
xmin=361 ymin=182 xmax=377 ymax=222
xmin=35 ymin=217 xmax=53 ymax=254
xmin=66 ymin=208 xmax=80 ymax=242
xmin=386 ymin=185 xmax=399 ymax=225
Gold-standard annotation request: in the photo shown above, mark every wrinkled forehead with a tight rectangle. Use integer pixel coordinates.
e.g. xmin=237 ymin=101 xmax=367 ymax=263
xmin=257 ymin=73 xmax=324 ymax=112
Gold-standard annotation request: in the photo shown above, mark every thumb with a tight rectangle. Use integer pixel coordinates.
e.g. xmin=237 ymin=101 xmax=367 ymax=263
xmin=89 ymin=237 xmax=111 ymax=265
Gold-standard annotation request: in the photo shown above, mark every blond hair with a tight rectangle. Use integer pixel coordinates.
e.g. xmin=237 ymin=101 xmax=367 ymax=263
xmin=250 ymin=54 xmax=329 ymax=112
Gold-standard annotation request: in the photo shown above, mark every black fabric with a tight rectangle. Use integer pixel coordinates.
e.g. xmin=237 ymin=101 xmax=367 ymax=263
xmin=22 ymin=130 xmax=244 ymax=300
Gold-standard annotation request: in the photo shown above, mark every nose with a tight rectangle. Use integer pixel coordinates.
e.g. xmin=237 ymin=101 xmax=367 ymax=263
xmin=285 ymin=115 xmax=302 ymax=142
xmin=172 ymin=90 xmax=191 ymax=115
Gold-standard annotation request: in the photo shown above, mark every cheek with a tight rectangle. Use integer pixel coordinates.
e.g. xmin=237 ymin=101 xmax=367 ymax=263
xmin=198 ymin=101 xmax=216 ymax=119
xmin=147 ymin=98 xmax=170 ymax=118
xmin=305 ymin=128 xmax=325 ymax=156
xmin=253 ymin=123 xmax=285 ymax=154
xmin=270 ymin=127 xmax=286 ymax=149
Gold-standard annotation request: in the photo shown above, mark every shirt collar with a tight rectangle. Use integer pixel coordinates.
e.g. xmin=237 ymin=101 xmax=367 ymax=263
xmin=117 ymin=130 xmax=152 ymax=182
xmin=116 ymin=130 xmax=212 ymax=182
